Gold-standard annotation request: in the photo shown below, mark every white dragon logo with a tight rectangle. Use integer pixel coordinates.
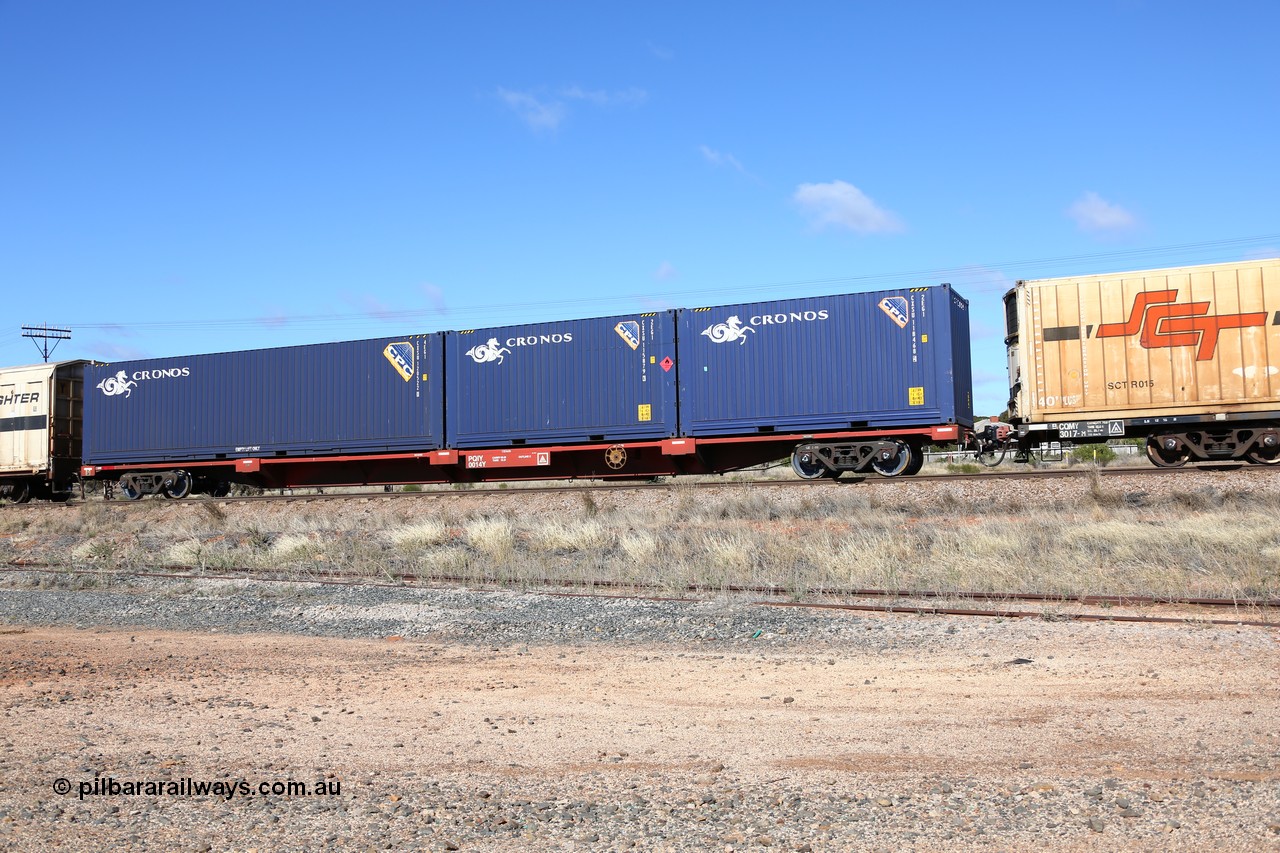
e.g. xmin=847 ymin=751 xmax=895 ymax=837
xmin=701 ymin=315 xmax=754 ymax=345
xmin=465 ymin=338 xmax=511 ymax=364
xmin=96 ymin=370 xmax=137 ymax=398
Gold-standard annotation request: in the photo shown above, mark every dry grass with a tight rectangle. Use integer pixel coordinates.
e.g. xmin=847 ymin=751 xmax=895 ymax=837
xmin=387 ymin=520 xmax=451 ymax=550
xmin=5 ymin=475 xmax=1278 ymax=604
xmin=527 ymin=519 xmax=614 ymax=553
xmin=464 ymin=517 xmax=516 ymax=561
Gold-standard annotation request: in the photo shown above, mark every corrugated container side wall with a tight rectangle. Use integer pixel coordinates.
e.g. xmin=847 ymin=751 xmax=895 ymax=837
xmin=1018 ymin=259 xmax=1280 ymax=421
xmin=446 ymin=312 xmax=679 ymax=448
xmin=947 ymin=288 xmax=975 ymax=422
xmin=85 ymin=336 xmax=444 ymax=464
xmin=677 ymin=286 xmax=973 ymax=437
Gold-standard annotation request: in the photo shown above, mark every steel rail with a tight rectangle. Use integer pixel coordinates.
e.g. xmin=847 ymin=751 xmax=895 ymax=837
xmin=5 ymin=558 xmax=1279 ymax=608
xmin=3 ymin=562 xmax=1275 ymax=627
xmin=3 ymin=460 xmax=1277 ymax=509
xmin=755 ymin=599 xmax=1278 ymax=629
xmin=137 ymin=461 xmax=1280 ymax=502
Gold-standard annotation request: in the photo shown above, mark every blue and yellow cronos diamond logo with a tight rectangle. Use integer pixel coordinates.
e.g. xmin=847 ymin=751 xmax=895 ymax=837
xmin=615 ymin=320 xmax=641 ymax=350
xmin=878 ymin=296 xmax=910 ymax=329
xmin=383 ymin=342 xmax=415 ymax=381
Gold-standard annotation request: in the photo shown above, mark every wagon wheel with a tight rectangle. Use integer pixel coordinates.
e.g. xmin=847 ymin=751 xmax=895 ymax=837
xmin=902 ymin=445 xmax=925 ymax=476
xmin=1145 ymin=435 xmax=1189 ymax=468
xmin=1246 ymin=434 xmax=1280 ymax=465
xmin=790 ymin=448 xmax=828 ymax=480
xmin=974 ymin=446 xmax=1006 ymax=467
xmin=604 ymin=445 xmax=628 ymax=470
xmin=870 ymin=442 xmax=913 ymax=478
xmin=2 ymin=481 xmax=32 ymax=504
xmin=163 ymin=471 xmax=192 ymax=500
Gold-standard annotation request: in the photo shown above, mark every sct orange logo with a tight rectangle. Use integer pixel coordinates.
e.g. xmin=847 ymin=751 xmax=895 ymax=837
xmin=1096 ymin=289 xmax=1267 ymax=360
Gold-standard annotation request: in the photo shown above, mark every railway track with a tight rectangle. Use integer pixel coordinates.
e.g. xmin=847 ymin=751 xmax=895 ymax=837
xmin=4 ymin=465 xmax=1274 ymax=629
xmin=4 ymin=560 xmax=1276 ymax=629
xmin=4 ymin=461 xmax=1277 ymax=508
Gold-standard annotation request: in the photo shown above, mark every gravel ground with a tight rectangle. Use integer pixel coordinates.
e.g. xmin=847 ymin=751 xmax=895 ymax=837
xmin=1 ymin=573 xmax=1278 ymax=851
xmin=2 ymin=467 xmax=1279 ymax=850
xmin=0 ymin=573 xmax=1121 ymax=646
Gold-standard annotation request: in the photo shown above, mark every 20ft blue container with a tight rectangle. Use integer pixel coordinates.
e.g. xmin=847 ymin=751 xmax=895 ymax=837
xmin=84 ymin=335 xmax=445 ymax=464
xmin=676 ymin=286 xmax=973 ymax=435
xmin=445 ymin=312 xmax=679 ymax=448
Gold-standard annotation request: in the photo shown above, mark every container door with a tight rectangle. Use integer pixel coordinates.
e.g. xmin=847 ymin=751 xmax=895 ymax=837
xmin=1 ymin=377 xmax=47 ymax=473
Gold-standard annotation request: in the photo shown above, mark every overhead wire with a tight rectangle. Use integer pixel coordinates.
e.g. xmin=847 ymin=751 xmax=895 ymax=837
xmin=27 ymin=232 xmax=1280 ymax=338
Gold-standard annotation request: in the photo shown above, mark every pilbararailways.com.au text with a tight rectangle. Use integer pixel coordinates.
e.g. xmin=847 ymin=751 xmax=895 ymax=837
xmin=53 ymin=776 xmax=342 ymax=801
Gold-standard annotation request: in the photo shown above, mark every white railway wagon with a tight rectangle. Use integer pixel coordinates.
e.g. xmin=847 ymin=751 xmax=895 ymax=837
xmin=1 ymin=361 xmax=87 ymax=502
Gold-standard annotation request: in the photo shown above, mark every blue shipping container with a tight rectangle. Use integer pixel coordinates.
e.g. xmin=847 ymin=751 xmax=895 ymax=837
xmin=84 ymin=335 xmax=445 ymax=464
xmin=446 ymin=312 xmax=679 ymax=448
xmin=677 ymin=286 xmax=973 ymax=436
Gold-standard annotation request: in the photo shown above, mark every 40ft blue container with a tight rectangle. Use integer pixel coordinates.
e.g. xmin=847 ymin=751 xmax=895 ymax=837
xmin=84 ymin=335 xmax=445 ymax=464
xmin=677 ymin=286 xmax=973 ymax=435
xmin=445 ymin=312 xmax=679 ymax=448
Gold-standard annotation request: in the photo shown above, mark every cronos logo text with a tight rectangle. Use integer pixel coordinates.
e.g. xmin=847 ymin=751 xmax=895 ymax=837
xmin=464 ymin=331 xmax=574 ymax=365
xmin=96 ymin=367 xmax=191 ymax=398
xmin=700 ymin=309 xmax=830 ymax=346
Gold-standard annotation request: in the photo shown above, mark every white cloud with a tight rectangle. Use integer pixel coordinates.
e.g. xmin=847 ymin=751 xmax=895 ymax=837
xmin=360 ymin=295 xmax=397 ymax=321
xmin=792 ymin=180 xmax=904 ymax=235
xmin=497 ymin=88 xmax=567 ymax=131
xmin=640 ymin=296 xmax=677 ymax=311
xmin=497 ymin=86 xmax=646 ymax=131
xmin=699 ymin=145 xmax=745 ymax=173
xmin=1067 ymin=191 xmax=1137 ymax=233
xmin=342 ymin=293 xmax=399 ymax=321
xmin=654 ymin=261 xmax=677 ymax=281
xmin=420 ymin=283 xmax=447 ymax=314
xmin=647 ymin=41 xmax=674 ymax=61
xmin=561 ymin=86 xmax=647 ymax=107
xmin=88 ymin=341 xmax=148 ymax=361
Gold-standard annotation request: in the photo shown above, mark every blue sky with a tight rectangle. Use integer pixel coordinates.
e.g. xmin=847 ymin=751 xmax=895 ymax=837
xmin=3 ymin=1 xmax=1278 ymax=417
